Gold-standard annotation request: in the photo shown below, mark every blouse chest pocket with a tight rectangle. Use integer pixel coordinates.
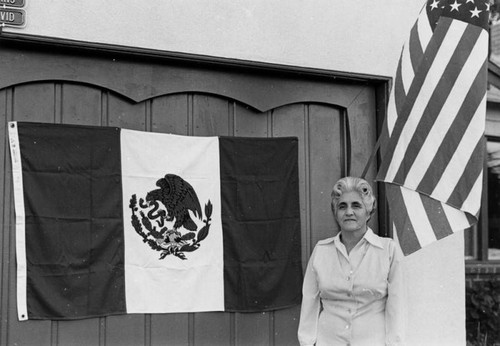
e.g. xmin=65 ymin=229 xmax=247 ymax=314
xmin=351 ymin=251 xmax=391 ymax=299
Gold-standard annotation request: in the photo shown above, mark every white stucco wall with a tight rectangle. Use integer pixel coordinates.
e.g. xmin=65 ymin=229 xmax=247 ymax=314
xmin=3 ymin=0 xmax=424 ymax=78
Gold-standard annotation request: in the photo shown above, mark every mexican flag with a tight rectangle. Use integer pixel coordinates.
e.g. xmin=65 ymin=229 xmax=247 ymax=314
xmin=8 ymin=122 xmax=302 ymax=321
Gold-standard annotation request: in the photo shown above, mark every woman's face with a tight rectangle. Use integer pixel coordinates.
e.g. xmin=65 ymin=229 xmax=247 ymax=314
xmin=335 ymin=191 xmax=369 ymax=234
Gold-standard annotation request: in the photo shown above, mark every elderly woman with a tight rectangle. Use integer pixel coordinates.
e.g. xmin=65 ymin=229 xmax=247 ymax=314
xmin=298 ymin=177 xmax=405 ymax=346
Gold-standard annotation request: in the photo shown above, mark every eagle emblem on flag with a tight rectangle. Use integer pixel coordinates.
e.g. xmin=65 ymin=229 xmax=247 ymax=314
xmin=129 ymin=174 xmax=213 ymax=260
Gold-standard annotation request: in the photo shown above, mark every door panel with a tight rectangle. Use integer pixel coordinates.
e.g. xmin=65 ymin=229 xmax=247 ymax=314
xmin=62 ymin=84 xmax=103 ymax=126
xmin=152 ymin=94 xmax=189 ymax=135
xmin=309 ymin=105 xmax=344 ymax=244
xmin=14 ymin=83 xmax=56 ymax=123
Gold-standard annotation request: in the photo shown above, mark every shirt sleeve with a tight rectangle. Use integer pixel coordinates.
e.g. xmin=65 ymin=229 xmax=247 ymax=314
xmin=297 ymin=245 xmax=321 ymax=346
xmin=385 ymin=240 xmax=407 ymax=346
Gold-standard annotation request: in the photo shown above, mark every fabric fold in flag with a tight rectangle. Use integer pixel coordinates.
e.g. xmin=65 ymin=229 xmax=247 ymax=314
xmin=8 ymin=121 xmax=303 ymax=321
xmin=376 ymin=0 xmax=489 ymax=255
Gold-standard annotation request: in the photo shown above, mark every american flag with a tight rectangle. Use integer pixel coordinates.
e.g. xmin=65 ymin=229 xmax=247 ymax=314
xmin=376 ymin=0 xmax=490 ymax=255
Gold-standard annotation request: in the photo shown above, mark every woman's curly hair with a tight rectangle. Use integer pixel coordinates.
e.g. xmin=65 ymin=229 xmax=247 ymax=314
xmin=331 ymin=176 xmax=377 ymax=220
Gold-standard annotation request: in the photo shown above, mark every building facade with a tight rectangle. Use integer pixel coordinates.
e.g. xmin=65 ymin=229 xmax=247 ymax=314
xmin=1 ymin=1 xmax=495 ymax=345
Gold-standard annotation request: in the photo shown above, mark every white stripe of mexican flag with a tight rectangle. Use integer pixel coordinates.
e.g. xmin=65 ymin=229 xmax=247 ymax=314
xmin=121 ymin=129 xmax=224 ymax=313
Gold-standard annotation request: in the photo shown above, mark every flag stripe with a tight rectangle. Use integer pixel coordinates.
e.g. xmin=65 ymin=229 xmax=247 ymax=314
xmin=387 ymin=182 xmax=474 ymax=256
xmin=416 ymin=62 xmax=487 ymax=196
xmin=390 ymin=58 xmax=406 ymax=134
xmin=384 ymin=19 xmax=469 ymax=182
xmin=432 ymin=95 xmax=486 ymax=205
xmin=377 ymin=16 xmax=455 ymax=179
xmin=443 ymin=201 xmax=475 ymax=230
xmin=393 ymin=222 xmax=421 ymax=257
xmin=421 ymin=194 xmax=453 ymax=240
xmin=382 ymin=58 xmax=404 ymax=154
xmin=384 ymin=49 xmax=410 ymax=150
xmin=408 ymin=29 xmax=487 ymax=189
xmin=121 ymin=129 xmax=225 ymax=314
xmin=400 ymin=186 xmax=438 ymax=248
xmin=218 ymin=136 xmax=303 ymax=311
xmin=417 ymin=4 xmax=433 ymax=53
xmin=392 ymin=24 xmax=484 ymax=186
xmin=407 ymin=3 xmax=433 ymax=79
xmin=446 ymin=137 xmax=485 ymax=209
xmin=408 ymin=22 xmax=423 ymax=75
xmin=386 ymin=185 xmax=422 ymax=254
xmin=460 ymin=173 xmax=483 ymax=218
xmin=15 ymin=122 xmax=126 ymax=320
xmin=392 ymin=6 xmax=431 ymax=134
xmin=382 ymin=6 xmax=428 ymax=148
xmin=402 ymin=34 xmax=415 ymax=95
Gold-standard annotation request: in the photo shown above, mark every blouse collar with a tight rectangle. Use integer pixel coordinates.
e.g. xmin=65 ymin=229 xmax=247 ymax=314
xmin=319 ymin=227 xmax=384 ymax=249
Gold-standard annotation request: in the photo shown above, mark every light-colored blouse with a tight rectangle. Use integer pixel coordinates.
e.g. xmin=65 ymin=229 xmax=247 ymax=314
xmin=298 ymin=228 xmax=405 ymax=346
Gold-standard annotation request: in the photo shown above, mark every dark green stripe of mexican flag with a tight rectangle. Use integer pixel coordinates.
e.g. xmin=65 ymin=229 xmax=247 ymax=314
xmin=17 ymin=122 xmax=125 ymax=320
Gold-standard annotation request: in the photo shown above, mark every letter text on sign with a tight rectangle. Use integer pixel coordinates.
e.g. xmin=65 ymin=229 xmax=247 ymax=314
xmin=0 ymin=8 xmax=24 ymax=26
xmin=0 ymin=0 xmax=24 ymax=7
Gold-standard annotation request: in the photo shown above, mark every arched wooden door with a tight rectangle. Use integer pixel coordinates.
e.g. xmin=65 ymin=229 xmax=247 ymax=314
xmin=0 ymin=43 xmax=380 ymax=346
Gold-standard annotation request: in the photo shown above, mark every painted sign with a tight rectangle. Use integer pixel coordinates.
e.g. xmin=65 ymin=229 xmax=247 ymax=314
xmin=0 ymin=7 xmax=24 ymax=26
xmin=0 ymin=0 xmax=24 ymax=7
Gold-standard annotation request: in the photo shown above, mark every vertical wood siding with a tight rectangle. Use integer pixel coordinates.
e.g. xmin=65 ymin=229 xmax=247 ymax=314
xmin=0 ymin=61 xmax=378 ymax=346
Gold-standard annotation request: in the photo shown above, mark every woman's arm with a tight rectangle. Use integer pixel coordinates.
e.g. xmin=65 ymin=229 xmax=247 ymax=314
xmin=385 ymin=240 xmax=406 ymax=346
xmin=297 ymin=246 xmax=321 ymax=346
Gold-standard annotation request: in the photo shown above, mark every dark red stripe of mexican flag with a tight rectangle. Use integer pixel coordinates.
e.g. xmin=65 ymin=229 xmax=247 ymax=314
xmin=219 ymin=137 xmax=303 ymax=312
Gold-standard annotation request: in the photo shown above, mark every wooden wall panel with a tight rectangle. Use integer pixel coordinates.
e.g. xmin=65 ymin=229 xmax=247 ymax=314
xmin=346 ymin=87 xmax=379 ymax=233
xmin=348 ymin=87 xmax=377 ymax=181
xmin=0 ymin=57 xmax=379 ymax=346
xmin=151 ymin=94 xmax=189 ymax=135
xmin=271 ymin=105 xmax=309 ymax=346
xmin=61 ymin=84 xmax=102 ymax=126
xmin=274 ymin=306 xmax=301 ymax=346
xmin=308 ymin=105 xmax=344 ymax=247
xmin=108 ymin=94 xmax=147 ymax=131
xmin=233 ymin=103 xmax=269 ymax=138
xmin=13 ymin=84 xmax=55 ymax=123
xmin=151 ymin=313 xmax=189 ymax=346
xmin=193 ymin=95 xmax=231 ymax=136
xmin=58 ymin=319 xmax=101 ymax=346
xmin=106 ymin=315 xmax=146 ymax=346
xmin=235 ymin=312 xmax=270 ymax=346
